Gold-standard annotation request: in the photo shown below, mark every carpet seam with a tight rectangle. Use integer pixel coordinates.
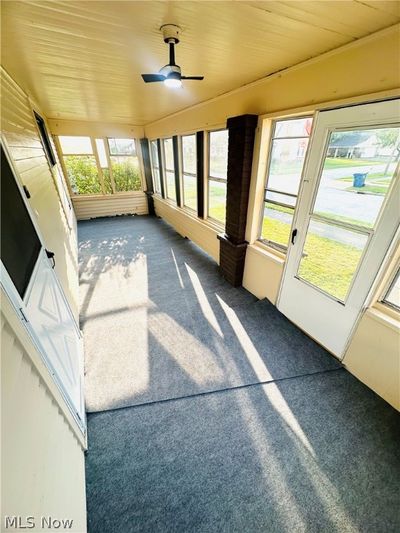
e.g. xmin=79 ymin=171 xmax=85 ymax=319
xmin=87 ymin=366 xmax=344 ymax=416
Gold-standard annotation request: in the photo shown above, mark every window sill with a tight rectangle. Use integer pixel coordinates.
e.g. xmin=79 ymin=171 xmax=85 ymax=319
xmin=251 ymin=240 xmax=286 ymax=262
xmin=71 ymin=191 xmax=145 ymax=200
xmin=364 ymin=305 xmax=400 ymax=333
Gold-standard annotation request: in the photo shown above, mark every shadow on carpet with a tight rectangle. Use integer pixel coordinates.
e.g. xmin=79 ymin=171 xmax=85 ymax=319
xmin=79 ymin=216 xmax=340 ymax=413
xmin=85 ymin=370 xmax=400 ymax=533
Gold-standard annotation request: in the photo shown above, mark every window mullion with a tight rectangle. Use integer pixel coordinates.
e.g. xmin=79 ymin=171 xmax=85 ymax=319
xmin=91 ymin=137 xmax=106 ymax=195
xmin=104 ymin=138 xmax=116 ymax=194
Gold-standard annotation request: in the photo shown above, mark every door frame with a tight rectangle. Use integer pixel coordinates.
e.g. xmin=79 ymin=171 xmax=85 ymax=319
xmin=276 ymin=99 xmax=400 ymax=358
xmin=0 ymin=135 xmax=86 ymax=434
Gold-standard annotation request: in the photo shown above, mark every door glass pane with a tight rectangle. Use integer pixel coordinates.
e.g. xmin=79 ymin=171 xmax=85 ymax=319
xmin=183 ymin=174 xmax=197 ymax=210
xmin=1 ymin=145 xmax=41 ymax=299
xmin=165 ymin=170 xmax=176 ymax=201
xmin=298 ymin=220 xmax=368 ymax=301
xmin=182 ymin=135 xmax=196 ymax=175
xmin=110 ymin=155 xmax=141 ymax=191
xmin=313 ymin=127 xmax=400 ymax=228
xmin=208 ymin=180 xmax=226 ymax=223
xmin=261 ymin=203 xmax=294 ymax=248
xmin=64 ymin=156 xmax=101 ymax=194
xmin=209 ymin=130 xmax=228 ymax=179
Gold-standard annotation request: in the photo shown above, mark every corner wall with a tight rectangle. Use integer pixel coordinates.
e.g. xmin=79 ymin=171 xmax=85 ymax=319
xmin=1 ymin=293 xmax=87 ymax=532
xmin=1 ymin=68 xmax=87 ymax=529
xmin=145 ymin=27 xmax=400 ymax=410
xmin=48 ymin=119 xmax=148 ymax=220
xmin=1 ymin=68 xmax=79 ymax=319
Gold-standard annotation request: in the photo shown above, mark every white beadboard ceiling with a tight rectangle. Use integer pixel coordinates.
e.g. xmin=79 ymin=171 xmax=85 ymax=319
xmin=1 ymin=1 xmax=399 ymax=125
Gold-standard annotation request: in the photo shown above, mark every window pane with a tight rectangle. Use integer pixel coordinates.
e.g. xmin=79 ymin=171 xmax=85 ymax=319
xmin=182 ymin=135 xmax=196 ymax=175
xmin=102 ymin=168 xmax=113 ymax=194
xmin=108 ymin=138 xmax=136 ymax=156
xmin=153 ymin=168 xmax=161 ymax=194
xmin=95 ymin=139 xmax=108 ymax=167
xmin=150 ymin=140 xmax=159 ymax=168
xmin=209 ymin=130 xmax=228 ymax=179
xmin=267 ymin=138 xmax=309 ymax=195
xmin=265 ymin=190 xmax=297 ymax=208
xmin=383 ymin=271 xmax=400 ymax=309
xmin=64 ymin=156 xmax=101 ymax=194
xmin=59 ymin=136 xmax=92 ymax=154
xmin=164 ymin=138 xmax=174 ymax=170
xmin=298 ymin=219 xmax=368 ymax=301
xmin=183 ymin=174 xmax=197 ymax=210
xmin=261 ymin=202 xmax=294 ymax=248
xmin=208 ymin=180 xmax=226 ymax=223
xmin=110 ymin=156 xmax=141 ymax=192
xmin=274 ymin=118 xmax=312 ymax=138
xmin=165 ymin=170 xmax=176 ymax=201
xmin=313 ymin=127 xmax=400 ymax=228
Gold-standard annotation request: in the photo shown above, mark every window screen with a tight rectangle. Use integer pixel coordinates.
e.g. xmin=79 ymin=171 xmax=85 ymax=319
xmin=1 ymin=144 xmax=41 ymax=299
xmin=34 ymin=112 xmax=57 ymax=166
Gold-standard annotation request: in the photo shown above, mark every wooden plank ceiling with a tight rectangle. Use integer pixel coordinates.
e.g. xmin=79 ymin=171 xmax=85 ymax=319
xmin=1 ymin=1 xmax=399 ymax=125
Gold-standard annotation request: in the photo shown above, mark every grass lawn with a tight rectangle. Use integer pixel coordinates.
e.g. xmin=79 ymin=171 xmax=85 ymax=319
xmin=262 ymin=215 xmax=362 ymax=301
xmin=323 ymin=157 xmax=383 ymax=169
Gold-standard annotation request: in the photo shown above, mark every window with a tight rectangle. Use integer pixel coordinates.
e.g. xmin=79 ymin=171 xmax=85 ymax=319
xmin=208 ymin=129 xmax=228 ymax=224
xmin=59 ymin=136 xmax=101 ymax=195
xmin=107 ymin=138 xmax=141 ymax=192
xmin=260 ymin=117 xmax=313 ymax=250
xmin=150 ymin=140 xmax=161 ymax=194
xmin=34 ymin=112 xmax=57 ymax=167
xmin=95 ymin=139 xmax=113 ymax=193
xmin=57 ymin=136 xmax=143 ymax=196
xmin=163 ymin=138 xmax=176 ymax=202
xmin=181 ymin=134 xmax=197 ymax=211
xmin=382 ymin=269 xmax=400 ymax=310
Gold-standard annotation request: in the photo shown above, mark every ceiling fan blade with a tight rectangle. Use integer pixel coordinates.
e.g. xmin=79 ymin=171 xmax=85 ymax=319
xmin=141 ymin=74 xmax=165 ymax=83
xmin=181 ymin=75 xmax=204 ymax=80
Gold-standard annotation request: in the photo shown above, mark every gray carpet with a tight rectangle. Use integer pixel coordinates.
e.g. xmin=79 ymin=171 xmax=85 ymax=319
xmin=83 ymin=216 xmax=400 ymax=532
xmin=86 ymin=370 xmax=400 ymax=533
xmin=79 ymin=216 xmax=339 ymax=413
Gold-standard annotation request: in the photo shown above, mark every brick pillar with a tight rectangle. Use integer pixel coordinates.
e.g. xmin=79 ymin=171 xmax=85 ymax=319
xmin=140 ymin=138 xmax=155 ymax=215
xmin=218 ymin=114 xmax=258 ymax=286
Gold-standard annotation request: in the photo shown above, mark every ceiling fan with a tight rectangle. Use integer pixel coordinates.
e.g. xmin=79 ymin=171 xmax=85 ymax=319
xmin=141 ymin=24 xmax=204 ymax=88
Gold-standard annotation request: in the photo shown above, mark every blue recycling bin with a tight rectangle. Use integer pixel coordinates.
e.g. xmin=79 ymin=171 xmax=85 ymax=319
xmin=353 ymin=172 xmax=368 ymax=188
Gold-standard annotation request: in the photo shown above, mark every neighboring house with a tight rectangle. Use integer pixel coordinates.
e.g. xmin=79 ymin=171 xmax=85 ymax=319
xmin=327 ymin=132 xmax=396 ymax=159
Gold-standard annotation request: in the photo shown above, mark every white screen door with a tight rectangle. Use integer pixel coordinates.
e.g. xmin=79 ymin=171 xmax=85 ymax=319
xmin=278 ymin=99 xmax=400 ymax=358
xmin=1 ymin=140 xmax=85 ymax=431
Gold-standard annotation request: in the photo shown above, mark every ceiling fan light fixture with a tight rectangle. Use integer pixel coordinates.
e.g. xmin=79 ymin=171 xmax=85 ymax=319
xmin=164 ymin=77 xmax=182 ymax=88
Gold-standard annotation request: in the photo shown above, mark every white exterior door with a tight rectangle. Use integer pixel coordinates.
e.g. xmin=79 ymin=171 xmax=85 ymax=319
xmin=278 ymin=99 xmax=400 ymax=358
xmin=24 ymin=249 xmax=85 ymax=424
xmin=1 ymin=139 xmax=85 ymax=432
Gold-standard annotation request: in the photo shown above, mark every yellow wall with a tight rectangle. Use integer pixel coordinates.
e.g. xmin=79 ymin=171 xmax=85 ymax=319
xmin=1 ymin=293 xmax=87 ymax=532
xmin=1 ymin=69 xmax=87 ymax=529
xmin=145 ymin=28 xmax=400 ymax=410
xmin=145 ymin=26 xmax=400 ymax=138
xmin=1 ymin=68 xmax=79 ymax=319
xmin=343 ymin=308 xmax=400 ymax=410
